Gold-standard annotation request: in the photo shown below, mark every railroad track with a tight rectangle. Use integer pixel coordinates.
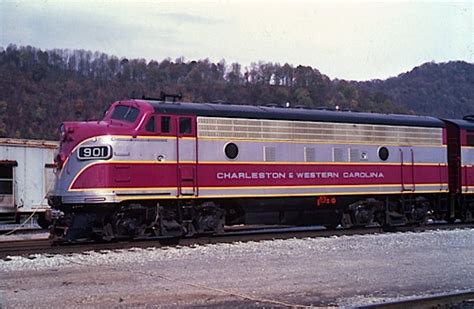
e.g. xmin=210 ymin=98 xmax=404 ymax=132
xmin=357 ymin=290 xmax=474 ymax=308
xmin=1 ymin=223 xmax=473 ymax=260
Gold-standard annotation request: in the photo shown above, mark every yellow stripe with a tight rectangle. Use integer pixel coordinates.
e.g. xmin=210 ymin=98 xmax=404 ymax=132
xmin=87 ymin=160 xmax=179 ymax=164
xmin=69 ymin=183 xmax=448 ymax=192
xmin=115 ymin=189 xmax=449 ymax=201
xmin=71 ymin=159 xmax=447 ymax=167
xmin=199 ymin=161 xmax=447 ymax=166
xmin=199 ymin=183 xmax=447 ymax=190
xmin=68 ymin=187 xmax=177 ymax=192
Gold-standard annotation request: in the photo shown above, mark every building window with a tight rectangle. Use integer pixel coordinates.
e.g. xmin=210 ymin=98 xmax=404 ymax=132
xmin=0 ymin=163 xmax=15 ymax=206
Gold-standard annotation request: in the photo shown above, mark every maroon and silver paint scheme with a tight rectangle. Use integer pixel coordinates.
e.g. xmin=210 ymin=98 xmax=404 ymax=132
xmin=47 ymin=99 xmax=474 ymax=241
xmin=444 ymin=117 xmax=474 ymax=221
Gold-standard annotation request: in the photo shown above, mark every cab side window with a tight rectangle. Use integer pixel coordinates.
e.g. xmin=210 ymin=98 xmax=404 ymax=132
xmin=161 ymin=116 xmax=171 ymax=133
xmin=111 ymin=105 xmax=140 ymax=123
xmin=145 ymin=116 xmax=155 ymax=132
xmin=467 ymin=130 xmax=474 ymax=146
xmin=179 ymin=117 xmax=192 ymax=134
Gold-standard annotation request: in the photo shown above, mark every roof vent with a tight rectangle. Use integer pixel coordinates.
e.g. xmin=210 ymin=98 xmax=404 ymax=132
xmin=211 ymin=100 xmax=229 ymax=105
xmin=463 ymin=115 xmax=474 ymax=122
xmin=141 ymin=91 xmax=182 ymax=103
xmin=294 ymin=105 xmax=309 ymax=109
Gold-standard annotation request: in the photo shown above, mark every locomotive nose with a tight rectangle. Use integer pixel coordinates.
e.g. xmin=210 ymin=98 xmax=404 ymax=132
xmin=55 ymin=153 xmax=66 ymax=169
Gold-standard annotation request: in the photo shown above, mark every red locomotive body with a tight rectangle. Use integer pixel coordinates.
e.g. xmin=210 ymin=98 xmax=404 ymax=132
xmin=47 ymin=99 xmax=473 ymax=241
xmin=445 ymin=117 xmax=474 ymax=220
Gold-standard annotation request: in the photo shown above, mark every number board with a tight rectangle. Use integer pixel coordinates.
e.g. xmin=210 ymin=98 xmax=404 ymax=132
xmin=77 ymin=145 xmax=112 ymax=160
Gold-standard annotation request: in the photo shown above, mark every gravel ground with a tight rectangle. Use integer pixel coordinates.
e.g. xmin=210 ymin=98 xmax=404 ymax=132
xmin=1 ymin=229 xmax=473 ymax=308
xmin=0 ymin=232 xmax=49 ymax=242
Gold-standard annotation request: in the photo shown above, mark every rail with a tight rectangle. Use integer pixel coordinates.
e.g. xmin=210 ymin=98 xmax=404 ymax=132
xmin=1 ymin=222 xmax=473 ymax=260
xmin=357 ymin=290 xmax=474 ymax=308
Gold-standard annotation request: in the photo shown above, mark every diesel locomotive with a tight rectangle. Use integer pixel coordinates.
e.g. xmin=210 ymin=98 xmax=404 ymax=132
xmin=47 ymin=98 xmax=474 ymax=241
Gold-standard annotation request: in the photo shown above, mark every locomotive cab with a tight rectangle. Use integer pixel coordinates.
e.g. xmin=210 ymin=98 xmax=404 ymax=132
xmin=48 ymin=100 xmax=220 ymax=241
xmin=51 ymin=100 xmax=155 ymax=194
xmin=57 ymin=101 xmax=153 ymax=155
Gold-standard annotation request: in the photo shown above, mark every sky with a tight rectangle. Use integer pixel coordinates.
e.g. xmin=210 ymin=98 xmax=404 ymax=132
xmin=0 ymin=0 xmax=472 ymax=81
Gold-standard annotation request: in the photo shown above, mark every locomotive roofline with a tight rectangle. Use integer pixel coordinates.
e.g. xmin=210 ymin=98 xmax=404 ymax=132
xmin=134 ymin=99 xmax=446 ymax=128
xmin=443 ymin=119 xmax=474 ymax=130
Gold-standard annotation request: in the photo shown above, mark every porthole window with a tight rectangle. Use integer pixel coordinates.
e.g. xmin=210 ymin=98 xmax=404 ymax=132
xmin=378 ymin=146 xmax=389 ymax=161
xmin=224 ymin=143 xmax=239 ymax=160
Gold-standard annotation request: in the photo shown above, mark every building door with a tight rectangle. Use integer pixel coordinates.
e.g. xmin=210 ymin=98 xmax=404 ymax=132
xmin=0 ymin=161 xmax=16 ymax=210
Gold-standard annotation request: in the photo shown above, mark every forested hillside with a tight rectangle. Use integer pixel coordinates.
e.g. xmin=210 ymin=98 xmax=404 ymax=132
xmin=354 ymin=61 xmax=474 ymax=118
xmin=0 ymin=45 xmax=406 ymax=140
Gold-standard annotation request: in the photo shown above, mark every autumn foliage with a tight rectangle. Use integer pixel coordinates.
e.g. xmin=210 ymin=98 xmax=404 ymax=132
xmin=5 ymin=44 xmax=466 ymax=140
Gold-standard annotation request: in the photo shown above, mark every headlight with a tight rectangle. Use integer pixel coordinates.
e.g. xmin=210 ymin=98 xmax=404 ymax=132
xmin=59 ymin=124 xmax=66 ymax=141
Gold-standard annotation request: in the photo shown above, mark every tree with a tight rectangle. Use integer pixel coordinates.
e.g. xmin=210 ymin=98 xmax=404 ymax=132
xmin=0 ymin=101 xmax=7 ymax=136
xmin=0 ymin=45 xmax=417 ymax=140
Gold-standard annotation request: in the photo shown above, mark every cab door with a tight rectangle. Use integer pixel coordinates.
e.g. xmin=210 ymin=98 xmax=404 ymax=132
xmin=399 ymin=148 xmax=415 ymax=191
xmin=176 ymin=115 xmax=198 ymax=196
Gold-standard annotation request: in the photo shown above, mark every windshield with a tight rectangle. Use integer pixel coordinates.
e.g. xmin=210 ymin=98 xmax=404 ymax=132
xmin=111 ymin=105 xmax=140 ymax=123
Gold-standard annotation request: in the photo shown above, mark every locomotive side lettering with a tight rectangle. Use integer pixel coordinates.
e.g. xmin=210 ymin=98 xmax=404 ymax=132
xmin=215 ymin=171 xmax=384 ymax=180
xmin=216 ymin=172 xmax=286 ymax=180
xmin=342 ymin=172 xmax=384 ymax=179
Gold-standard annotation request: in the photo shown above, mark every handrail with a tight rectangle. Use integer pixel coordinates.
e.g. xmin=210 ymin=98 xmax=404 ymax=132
xmin=439 ymin=163 xmax=443 ymax=191
xmin=399 ymin=149 xmax=405 ymax=191
xmin=464 ymin=164 xmax=469 ymax=193
xmin=411 ymin=148 xmax=416 ymax=192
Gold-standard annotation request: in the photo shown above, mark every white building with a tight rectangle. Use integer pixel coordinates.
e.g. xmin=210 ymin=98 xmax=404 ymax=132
xmin=0 ymin=138 xmax=58 ymax=228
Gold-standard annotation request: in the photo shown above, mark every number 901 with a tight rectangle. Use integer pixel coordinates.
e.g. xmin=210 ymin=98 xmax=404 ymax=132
xmin=78 ymin=145 xmax=111 ymax=160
